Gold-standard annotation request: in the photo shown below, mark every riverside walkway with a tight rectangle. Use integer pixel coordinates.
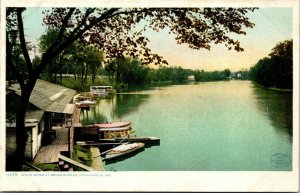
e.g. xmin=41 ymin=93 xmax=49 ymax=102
xmin=33 ymin=125 xmax=68 ymax=164
xmin=34 ymin=107 xmax=105 ymax=171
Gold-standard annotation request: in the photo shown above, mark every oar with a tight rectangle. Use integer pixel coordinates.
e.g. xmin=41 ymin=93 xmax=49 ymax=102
xmin=93 ymin=132 xmax=131 ymax=158
xmin=119 ymin=133 xmax=130 ymax=144
xmin=93 ymin=141 xmax=130 ymax=158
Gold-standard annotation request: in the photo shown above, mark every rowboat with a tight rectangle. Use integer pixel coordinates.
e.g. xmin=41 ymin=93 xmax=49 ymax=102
xmin=104 ymin=142 xmax=145 ymax=160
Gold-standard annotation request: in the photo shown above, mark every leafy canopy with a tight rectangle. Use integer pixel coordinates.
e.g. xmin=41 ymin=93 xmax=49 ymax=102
xmin=42 ymin=7 xmax=257 ymax=65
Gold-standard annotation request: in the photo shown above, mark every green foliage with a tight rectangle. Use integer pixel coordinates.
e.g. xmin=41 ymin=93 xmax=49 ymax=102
xmin=105 ymin=57 xmax=151 ymax=89
xmin=81 ymin=112 xmax=107 ymax=125
xmin=250 ymin=40 xmax=292 ymax=89
xmin=39 ymin=28 xmax=75 ymax=84
xmin=103 ymin=58 xmax=239 ymax=87
xmin=85 ymin=46 xmax=104 ymax=84
xmin=61 ymin=77 xmax=86 ymax=91
xmin=154 ymin=66 xmax=191 ymax=83
xmin=22 ymin=162 xmax=59 ymax=171
xmin=193 ymin=69 xmax=231 ymax=82
xmin=34 ymin=163 xmax=59 ymax=171
xmin=72 ymin=145 xmax=92 ymax=170
xmin=61 ymin=76 xmax=110 ymax=92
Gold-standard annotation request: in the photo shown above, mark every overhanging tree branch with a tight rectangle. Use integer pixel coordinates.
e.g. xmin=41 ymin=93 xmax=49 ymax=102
xmin=68 ymin=8 xmax=96 ymax=39
xmin=35 ymin=8 xmax=120 ymax=75
xmin=43 ymin=8 xmax=75 ymax=59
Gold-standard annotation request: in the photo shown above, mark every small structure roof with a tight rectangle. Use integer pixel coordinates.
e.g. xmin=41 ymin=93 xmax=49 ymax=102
xmin=9 ymin=79 xmax=76 ymax=114
xmin=6 ymin=109 xmax=45 ymax=128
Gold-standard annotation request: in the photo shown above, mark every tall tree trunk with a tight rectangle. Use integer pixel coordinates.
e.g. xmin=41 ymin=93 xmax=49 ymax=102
xmin=81 ymin=66 xmax=84 ymax=86
xmin=92 ymin=75 xmax=95 ymax=84
xmin=54 ymin=64 xmax=58 ymax=83
xmin=84 ymin=65 xmax=88 ymax=83
xmin=59 ymin=67 xmax=63 ymax=85
xmin=14 ymin=98 xmax=28 ymax=170
xmin=49 ymin=65 xmax=53 ymax=82
xmin=14 ymin=79 xmax=36 ymax=171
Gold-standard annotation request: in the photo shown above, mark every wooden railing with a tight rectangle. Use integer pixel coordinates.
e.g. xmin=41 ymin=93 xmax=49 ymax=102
xmin=58 ymin=154 xmax=95 ymax=171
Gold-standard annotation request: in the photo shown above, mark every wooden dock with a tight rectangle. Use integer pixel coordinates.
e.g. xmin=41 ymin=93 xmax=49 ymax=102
xmin=34 ymin=126 xmax=68 ymax=164
xmin=34 ymin=107 xmax=105 ymax=172
xmin=34 ymin=108 xmax=80 ymax=164
xmin=90 ymin=146 xmax=105 ymax=171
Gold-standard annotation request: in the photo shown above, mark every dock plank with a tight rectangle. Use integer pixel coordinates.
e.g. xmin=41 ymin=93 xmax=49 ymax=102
xmin=90 ymin=147 xmax=105 ymax=171
xmin=34 ymin=126 xmax=69 ymax=164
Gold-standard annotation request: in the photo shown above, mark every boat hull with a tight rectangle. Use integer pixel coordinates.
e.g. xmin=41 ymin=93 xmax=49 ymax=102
xmin=104 ymin=142 xmax=145 ymax=161
xmin=99 ymin=137 xmax=160 ymax=144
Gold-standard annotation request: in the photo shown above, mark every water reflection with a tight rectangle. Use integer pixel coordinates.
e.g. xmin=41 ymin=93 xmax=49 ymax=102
xmin=104 ymin=148 xmax=145 ymax=165
xmin=252 ymin=85 xmax=293 ymax=137
xmin=81 ymin=93 xmax=151 ymax=124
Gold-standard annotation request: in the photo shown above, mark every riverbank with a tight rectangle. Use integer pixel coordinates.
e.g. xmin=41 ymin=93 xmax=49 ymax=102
xmin=60 ymin=76 xmax=111 ymax=92
xmin=55 ymin=76 xmax=293 ymax=94
xmin=252 ymin=83 xmax=292 ymax=93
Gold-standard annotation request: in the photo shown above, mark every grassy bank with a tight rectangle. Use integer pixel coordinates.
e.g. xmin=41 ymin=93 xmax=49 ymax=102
xmin=22 ymin=163 xmax=59 ymax=171
xmin=72 ymin=145 xmax=92 ymax=170
xmin=61 ymin=76 xmax=111 ymax=92
xmin=252 ymin=82 xmax=292 ymax=93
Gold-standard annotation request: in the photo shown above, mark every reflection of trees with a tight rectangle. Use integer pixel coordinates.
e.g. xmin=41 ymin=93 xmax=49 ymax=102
xmin=113 ymin=94 xmax=150 ymax=119
xmin=252 ymin=86 xmax=292 ymax=136
xmin=81 ymin=93 xmax=151 ymax=124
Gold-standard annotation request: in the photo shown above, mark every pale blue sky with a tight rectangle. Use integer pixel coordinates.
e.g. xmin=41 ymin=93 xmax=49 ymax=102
xmin=23 ymin=7 xmax=293 ymax=71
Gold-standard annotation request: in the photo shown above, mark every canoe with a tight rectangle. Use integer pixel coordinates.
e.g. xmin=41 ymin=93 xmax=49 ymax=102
xmin=104 ymin=142 xmax=145 ymax=160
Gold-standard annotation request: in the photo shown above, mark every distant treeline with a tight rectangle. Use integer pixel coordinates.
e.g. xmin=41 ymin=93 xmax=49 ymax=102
xmin=104 ymin=58 xmax=241 ymax=88
xmin=249 ymin=39 xmax=292 ymax=89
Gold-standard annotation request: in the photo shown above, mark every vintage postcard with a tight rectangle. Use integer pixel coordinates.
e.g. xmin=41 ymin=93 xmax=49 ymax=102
xmin=0 ymin=0 xmax=299 ymax=192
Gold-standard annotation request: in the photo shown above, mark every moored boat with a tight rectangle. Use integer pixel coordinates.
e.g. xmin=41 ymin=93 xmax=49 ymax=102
xmin=90 ymin=85 xmax=115 ymax=96
xmin=94 ymin=121 xmax=133 ymax=139
xmin=99 ymin=136 xmax=160 ymax=144
xmin=75 ymin=100 xmax=96 ymax=106
xmin=104 ymin=142 xmax=145 ymax=160
xmin=74 ymin=94 xmax=96 ymax=108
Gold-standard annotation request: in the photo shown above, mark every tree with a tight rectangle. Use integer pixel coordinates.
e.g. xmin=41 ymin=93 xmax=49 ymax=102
xmin=6 ymin=7 xmax=257 ymax=170
xmin=39 ymin=28 xmax=75 ymax=84
xmin=110 ymin=57 xmax=150 ymax=87
xmin=250 ymin=40 xmax=292 ymax=89
xmin=86 ymin=46 xmax=104 ymax=84
xmin=224 ymin=69 xmax=231 ymax=78
xmin=269 ymin=40 xmax=293 ymax=88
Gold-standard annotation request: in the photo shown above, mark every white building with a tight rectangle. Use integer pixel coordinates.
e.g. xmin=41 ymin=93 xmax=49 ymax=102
xmin=187 ymin=75 xmax=195 ymax=81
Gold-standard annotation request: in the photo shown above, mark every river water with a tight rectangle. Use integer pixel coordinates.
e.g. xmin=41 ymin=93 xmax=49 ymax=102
xmin=81 ymin=81 xmax=292 ymax=171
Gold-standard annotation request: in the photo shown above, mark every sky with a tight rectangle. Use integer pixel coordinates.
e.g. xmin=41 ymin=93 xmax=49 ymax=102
xmin=23 ymin=7 xmax=293 ymax=72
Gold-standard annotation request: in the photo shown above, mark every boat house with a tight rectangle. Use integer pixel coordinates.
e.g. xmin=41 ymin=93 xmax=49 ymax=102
xmin=6 ymin=79 xmax=76 ymax=162
xmin=187 ymin=75 xmax=195 ymax=82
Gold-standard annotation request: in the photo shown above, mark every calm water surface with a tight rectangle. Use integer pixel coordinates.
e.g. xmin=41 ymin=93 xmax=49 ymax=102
xmin=81 ymin=81 xmax=292 ymax=171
